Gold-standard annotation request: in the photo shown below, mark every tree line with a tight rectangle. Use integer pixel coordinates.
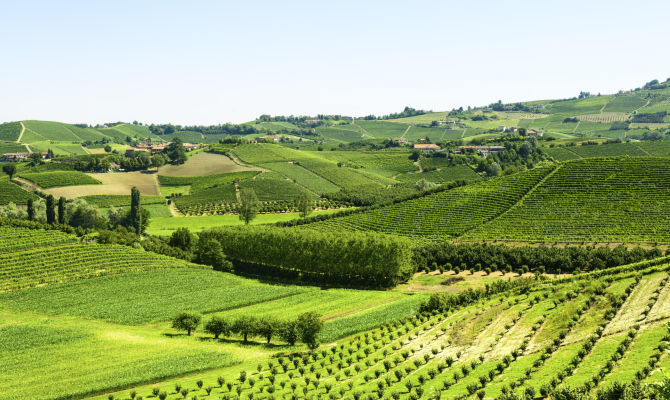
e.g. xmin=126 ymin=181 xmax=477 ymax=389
xmin=413 ymin=242 xmax=664 ymax=275
xmin=172 ymin=311 xmax=324 ymax=349
xmin=196 ymin=226 xmax=414 ymax=287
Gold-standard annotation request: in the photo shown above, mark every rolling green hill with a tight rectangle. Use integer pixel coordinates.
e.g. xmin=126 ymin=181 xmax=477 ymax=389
xmin=301 ymin=157 xmax=670 ymax=244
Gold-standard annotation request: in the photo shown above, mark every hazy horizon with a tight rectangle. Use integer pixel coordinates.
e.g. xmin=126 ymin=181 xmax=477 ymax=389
xmin=1 ymin=0 xmax=669 ymax=125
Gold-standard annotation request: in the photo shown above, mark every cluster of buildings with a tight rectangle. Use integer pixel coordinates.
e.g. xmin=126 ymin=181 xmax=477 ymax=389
xmin=455 ymin=145 xmax=506 ymax=156
xmin=124 ymin=142 xmax=200 ymax=157
xmin=497 ymin=126 xmax=543 ymax=136
xmin=1 ymin=152 xmax=49 ymax=162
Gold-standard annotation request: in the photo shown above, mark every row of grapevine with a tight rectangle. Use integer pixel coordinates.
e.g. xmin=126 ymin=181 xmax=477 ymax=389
xmin=466 ymin=157 xmax=670 ymax=243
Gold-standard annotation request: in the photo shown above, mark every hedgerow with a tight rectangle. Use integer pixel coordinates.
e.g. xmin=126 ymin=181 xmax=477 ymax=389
xmin=199 ymin=226 xmax=415 ymax=287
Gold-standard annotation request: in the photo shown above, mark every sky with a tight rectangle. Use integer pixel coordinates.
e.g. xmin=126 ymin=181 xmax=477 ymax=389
xmin=1 ymin=0 xmax=669 ymax=125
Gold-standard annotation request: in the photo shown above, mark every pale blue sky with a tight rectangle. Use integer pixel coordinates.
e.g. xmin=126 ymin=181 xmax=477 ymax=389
xmin=1 ymin=0 xmax=669 ymax=125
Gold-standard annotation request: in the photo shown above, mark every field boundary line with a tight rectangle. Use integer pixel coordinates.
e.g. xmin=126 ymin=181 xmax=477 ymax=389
xmin=600 ymin=99 xmax=610 ymax=113
xmin=16 ymin=121 xmax=25 ymax=143
xmin=563 ymin=146 xmax=583 ymax=158
xmin=457 ymin=164 xmax=562 ymax=239
xmin=64 ymin=125 xmax=84 ymax=142
xmin=634 ymin=98 xmax=651 ymax=113
xmin=634 ymin=143 xmax=652 ymax=156
xmin=572 ymin=120 xmax=581 ymax=133
xmin=401 ymin=125 xmax=411 ymax=138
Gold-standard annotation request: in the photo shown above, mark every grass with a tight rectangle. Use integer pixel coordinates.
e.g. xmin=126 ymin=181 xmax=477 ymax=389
xmin=0 ymin=269 xmax=304 ymax=324
xmin=44 ymin=171 xmax=159 ymax=198
xmin=0 ymin=310 xmax=238 ymax=400
xmin=145 ymin=209 xmax=346 ymax=235
xmin=81 ymin=194 xmax=166 ymax=207
xmin=17 ymin=170 xmax=101 ymax=188
xmin=158 ymin=151 xmax=258 ymax=177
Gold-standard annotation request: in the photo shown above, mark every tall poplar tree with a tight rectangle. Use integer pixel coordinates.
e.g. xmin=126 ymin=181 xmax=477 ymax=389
xmin=27 ymin=199 xmax=35 ymax=221
xmin=129 ymin=186 xmax=141 ymax=233
xmin=58 ymin=197 xmax=66 ymax=224
xmin=238 ymin=188 xmax=258 ymax=225
xmin=46 ymin=195 xmax=56 ymax=224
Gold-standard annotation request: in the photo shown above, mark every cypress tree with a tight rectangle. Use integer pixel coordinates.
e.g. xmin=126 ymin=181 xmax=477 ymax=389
xmin=46 ymin=195 xmax=56 ymax=224
xmin=27 ymin=199 xmax=35 ymax=221
xmin=58 ymin=197 xmax=66 ymax=224
xmin=129 ymin=186 xmax=141 ymax=234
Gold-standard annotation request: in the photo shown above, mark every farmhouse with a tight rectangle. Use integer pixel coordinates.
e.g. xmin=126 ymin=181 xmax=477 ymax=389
xmin=526 ymin=129 xmax=543 ymax=137
xmin=1 ymin=152 xmax=48 ymax=161
xmin=456 ymin=145 xmax=506 ymax=156
xmin=262 ymin=135 xmax=281 ymax=142
xmin=413 ymin=143 xmax=441 ymax=153
xmin=183 ymin=143 xmax=200 ymax=151
xmin=392 ymin=137 xmax=408 ymax=143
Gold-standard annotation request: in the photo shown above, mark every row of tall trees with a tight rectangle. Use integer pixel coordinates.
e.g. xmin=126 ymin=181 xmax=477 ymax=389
xmin=198 ymin=226 xmax=414 ymax=287
xmin=172 ymin=312 xmax=324 ymax=349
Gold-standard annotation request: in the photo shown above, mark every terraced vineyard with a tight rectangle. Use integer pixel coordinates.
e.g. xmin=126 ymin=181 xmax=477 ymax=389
xmin=96 ymin=258 xmax=670 ymax=400
xmin=300 ymin=166 xmax=554 ymax=239
xmin=466 ymin=157 xmax=670 ymax=243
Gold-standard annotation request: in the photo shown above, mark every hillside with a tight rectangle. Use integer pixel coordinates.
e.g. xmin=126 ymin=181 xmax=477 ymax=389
xmin=299 ymin=157 xmax=670 ymax=244
xmin=86 ymin=255 xmax=670 ymax=400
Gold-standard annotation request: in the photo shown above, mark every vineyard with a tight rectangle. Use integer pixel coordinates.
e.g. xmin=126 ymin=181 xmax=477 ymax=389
xmin=300 ymin=166 xmax=555 ymax=240
xmin=0 ymin=178 xmax=38 ymax=205
xmin=90 ymin=257 xmax=670 ymax=400
xmin=574 ymin=113 xmax=628 ymax=123
xmin=465 ymin=157 xmax=670 ymax=243
xmin=0 ymin=227 xmax=205 ymax=292
xmin=17 ymin=171 xmax=102 ymax=188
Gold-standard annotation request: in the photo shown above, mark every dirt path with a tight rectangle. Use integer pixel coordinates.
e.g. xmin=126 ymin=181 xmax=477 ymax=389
xmin=572 ymin=120 xmax=581 ymax=133
xmin=634 ymin=143 xmax=652 ymax=156
xmin=168 ymin=201 xmax=183 ymax=217
xmin=401 ymin=125 xmax=411 ymax=138
xmin=633 ymin=99 xmax=651 ymax=113
xmin=599 ymin=99 xmax=610 ymax=113
xmin=11 ymin=177 xmax=42 ymax=193
xmin=16 ymin=122 xmax=25 ymax=143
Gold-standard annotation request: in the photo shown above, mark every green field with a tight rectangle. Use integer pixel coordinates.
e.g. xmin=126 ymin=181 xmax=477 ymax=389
xmin=146 ymin=209 xmax=347 ymax=235
xmin=17 ymin=171 xmax=101 ymax=188
xmin=0 ymin=178 xmax=38 ymax=205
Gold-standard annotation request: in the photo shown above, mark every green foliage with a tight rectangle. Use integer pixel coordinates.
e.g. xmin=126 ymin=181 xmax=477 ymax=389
xmin=171 ymin=312 xmax=202 ymax=335
xmin=0 ymin=122 xmax=21 ymax=141
xmin=200 ymin=226 xmax=414 ymax=287
xmin=82 ymin=195 xmax=165 ymax=207
xmin=238 ymin=187 xmax=259 ymax=225
xmin=0 ymin=178 xmax=37 ymax=205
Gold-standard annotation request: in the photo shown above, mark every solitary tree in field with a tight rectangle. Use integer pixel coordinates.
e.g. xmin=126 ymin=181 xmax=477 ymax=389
xmin=58 ymin=197 xmax=66 ymax=224
xmin=2 ymin=163 xmax=16 ymax=180
xmin=298 ymin=192 xmax=314 ymax=218
xmin=205 ymin=316 xmax=231 ymax=339
xmin=46 ymin=195 xmax=56 ymax=224
xmin=172 ymin=312 xmax=201 ymax=336
xmin=27 ymin=199 xmax=35 ymax=221
xmin=129 ymin=186 xmax=141 ymax=234
xmin=238 ymin=188 xmax=259 ymax=225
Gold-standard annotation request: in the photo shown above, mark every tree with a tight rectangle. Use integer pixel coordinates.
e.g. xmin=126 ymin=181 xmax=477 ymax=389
xmin=195 ymin=237 xmax=231 ymax=271
xmin=409 ymin=149 xmax=421 ymax=162
xmin=297 ymin=192 xmax=313 ymax=218
xmin=58 ymin=197 xmax=66 ymax=224
xmin=28 ymin=153 xmax=42 ymax=166
xmin=297 ymin=312 xmax=323 ymax=350
xmin=415 ymin=179 xmax=437 ymax=192
xmin=46 ymin=195 xmax=56 ymax=224
xmin=129 ymin=187 xmax=141 ymax=234
xmin=238 ymin=188 xmax=259 ymax=225
xmin=278 ymin=320 xmax=300 ymax=345
xmin=2 ymin=163 xmax=16 ymax=179
xmin=151 ymin=153 xmax=167 ymax=169
xmin=169 ymin=227 xmax=194 ymax=251
xmin=205 ymin=316 xmax=231 ymax=339
xmin=486 ymin=162 xmax=502 ymax=177
xmin=27 ymin=199 xmax=35 ymax=221
xmin=233 ymin=316 xmax=258 ymax=343
xmin=166 ymin=138 xmax=187 ymax=164
xmin=257 ymin=317 xmax=278 ymax=344
xmin=171 ymin=312 xmax=201 ymax=336
xmin=104 ymin=145 xmax=112 ymax=153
